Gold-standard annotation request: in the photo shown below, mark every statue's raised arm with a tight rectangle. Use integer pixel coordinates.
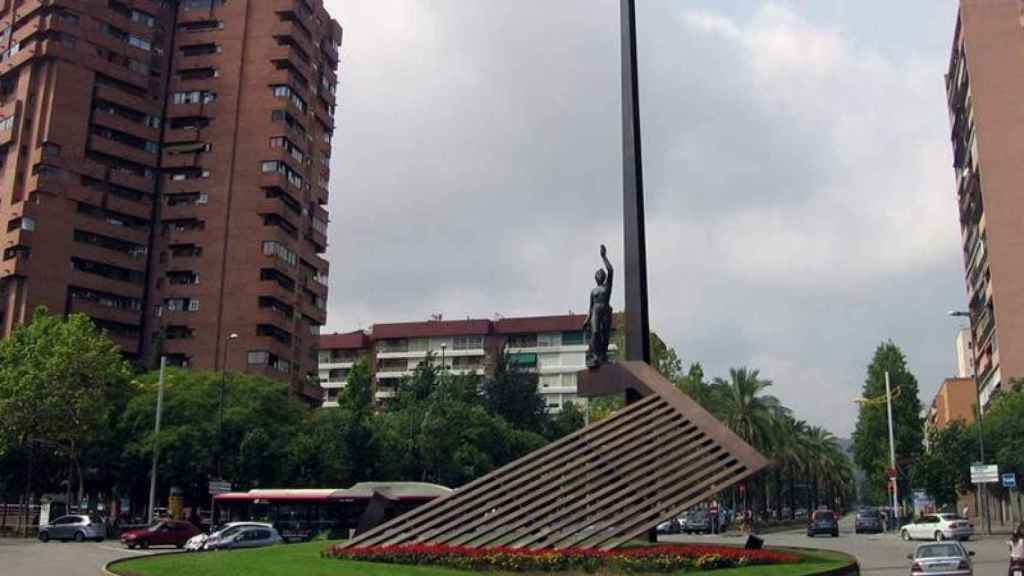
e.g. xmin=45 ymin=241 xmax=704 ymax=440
xmin=600 ymin=244 xmax=613 ymax=299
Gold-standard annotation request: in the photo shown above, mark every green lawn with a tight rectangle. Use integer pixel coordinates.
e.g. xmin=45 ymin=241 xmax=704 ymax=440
xmin=110 ymin=541 xmax=854 ymax=576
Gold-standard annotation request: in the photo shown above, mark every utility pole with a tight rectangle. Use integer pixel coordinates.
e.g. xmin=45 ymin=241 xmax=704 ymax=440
xmin=147 ymin=356 xmax=166 ymax=525
xmin=884 ymin=371 xmax=899 ymax=522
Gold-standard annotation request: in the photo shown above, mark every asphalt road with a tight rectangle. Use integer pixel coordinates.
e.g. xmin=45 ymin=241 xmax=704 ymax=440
xmin=662 ymin=515 xmax=1014 ymax=576
xmin=0 ymin=517 xmax=1016 ymax=576
xmin=0 ymin=537 xmax=159 ymax=576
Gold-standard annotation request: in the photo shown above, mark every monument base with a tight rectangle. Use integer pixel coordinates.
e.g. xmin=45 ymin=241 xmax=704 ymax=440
xmin=342 ymin=361 xmax=768 ymax=551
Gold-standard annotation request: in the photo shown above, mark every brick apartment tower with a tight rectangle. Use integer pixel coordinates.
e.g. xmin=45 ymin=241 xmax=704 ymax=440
xmin=946 ymin=0 xmax=1024 ymax=410
xmin=0 ymin=0 xmax=341 ymax=401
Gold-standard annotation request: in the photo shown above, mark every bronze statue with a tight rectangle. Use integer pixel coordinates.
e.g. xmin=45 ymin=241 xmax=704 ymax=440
xmin=584 ymin=244 xmax=614 ymax=369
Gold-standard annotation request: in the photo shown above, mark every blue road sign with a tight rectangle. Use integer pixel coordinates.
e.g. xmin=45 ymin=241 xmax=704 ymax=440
xmin=1002 ymin=473 xmax=1016 ymax=489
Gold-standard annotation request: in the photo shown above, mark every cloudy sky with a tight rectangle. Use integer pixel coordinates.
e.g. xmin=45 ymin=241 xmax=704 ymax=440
xmin=321 ymin=0 xmax=964 ymax=436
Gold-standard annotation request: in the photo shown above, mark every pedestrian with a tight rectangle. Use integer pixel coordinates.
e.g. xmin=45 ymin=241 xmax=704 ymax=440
xmin=962 ymin=505 xmax=969 ymax=519
xmin=1011 ymin=524 xmax=1024 ymax=561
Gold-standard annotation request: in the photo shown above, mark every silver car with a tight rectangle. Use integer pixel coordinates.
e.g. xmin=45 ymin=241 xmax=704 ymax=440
xmin=39 ymin=515 xmax=106 ymax=543
xmin=909 ymin=542 xmax=974 ymax=576
xmin=206 ymin=525 xmax=282 ymax=550
xmin=190 ymin=522 xmax=274 ymax=551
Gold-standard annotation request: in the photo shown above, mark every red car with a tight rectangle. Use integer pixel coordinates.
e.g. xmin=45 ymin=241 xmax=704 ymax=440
xmin=121 ymin=520 xmax=200 ymax=549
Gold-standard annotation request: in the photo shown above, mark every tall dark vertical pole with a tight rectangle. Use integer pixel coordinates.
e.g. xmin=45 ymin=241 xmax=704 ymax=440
xmin=621 ymin=0 xmax=650 ymax=364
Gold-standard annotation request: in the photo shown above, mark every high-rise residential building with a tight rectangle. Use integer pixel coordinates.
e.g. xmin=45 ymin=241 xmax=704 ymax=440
xmin=924 ymin=377 xmax=976 ymax=442
xmin=318 ymin=314 xmax=618 ymax=411
xmin=0 ymin=1 xmax=341 ymax=401
xmin=954 ymin=326 xmax=973 ymax=379
xmin=946 ymin=0 xmax=1024 ymax=410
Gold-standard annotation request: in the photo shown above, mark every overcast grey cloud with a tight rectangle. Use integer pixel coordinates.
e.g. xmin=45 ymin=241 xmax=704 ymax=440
xmin=322 ymin=0 xmax=964 ymax=436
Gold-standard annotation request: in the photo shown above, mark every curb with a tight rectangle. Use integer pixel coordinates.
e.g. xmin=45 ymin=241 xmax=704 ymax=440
xmin=102 ymin=550 xmax=185 ymax=576
xmin=101 ymin=545 xmax=861 ymax=576
xmin=779 ymin=546 xmax=860 ymax=576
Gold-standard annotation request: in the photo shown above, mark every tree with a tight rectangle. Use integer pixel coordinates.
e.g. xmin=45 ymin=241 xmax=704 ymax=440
xmin=852 ymin=341 xmax=924 ymax=506
xmin=0 ymin=308 xmax=133 ymax=503
xmin=713 ymin=368 xmax=782 ymax=451
xmin=610 ymin=329 xmax=683 ymax=381
xmin=544 ymin=401 xmax=585 ymax=440
xmin=481 ymin=353 xmax=546 ymax=432
xmin=120 ymin=368 xmax=307 ymax=504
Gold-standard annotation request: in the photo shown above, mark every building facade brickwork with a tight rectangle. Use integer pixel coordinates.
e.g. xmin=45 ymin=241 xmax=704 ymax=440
xmin=946 ymin=0 xmax=1024 ymax=410
xmin=0 ymin=0 xmax=341 ymax=401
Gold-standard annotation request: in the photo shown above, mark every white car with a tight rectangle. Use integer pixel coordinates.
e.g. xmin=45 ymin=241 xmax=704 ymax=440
xmin=205 ymin=524 xmax=282 ymax=550
xmin=184 ymin=522 xmax=274 ymax=552
xmin=901 ymin=514 xmax=974 ymax=542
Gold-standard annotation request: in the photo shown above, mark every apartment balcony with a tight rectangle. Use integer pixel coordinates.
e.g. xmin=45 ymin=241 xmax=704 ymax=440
xmin=375 ymin=369 xmax=414 ymax=380
xmin=168 ymin=101 xmax=219 ymax=120
xmin=70 ymin=242 xmax=147 ymax=275
xmin=273 ymin=17 xmax=317 ymax=62
xmin=320 ymin=379 xmax=348 ymax=389
xmin=94 ymin=85 xmax=160 ymax=117
xmin=165 ymin=126 xmax=206 ymax=145
xmin=72 ymin=215 xmax=150 ymax=246
xmin=91 ymin=114 xmax=160 ymax=145
xmin=108 ymin=170 xmax=157 ymax=196
xmin=67 ymin=269 xmax=145 ymax=300
xmin=103 ymin=193 xmax=155 ymax=223
xmin=376 ymin=348 xmax=486 ymax=360
xmin=68 ymin=299 xmax=143 ymax=328
xmin=319 ymin=360 xmax=354 ymax=372
xmin=506 ymin=344 xmax=589 ymax=355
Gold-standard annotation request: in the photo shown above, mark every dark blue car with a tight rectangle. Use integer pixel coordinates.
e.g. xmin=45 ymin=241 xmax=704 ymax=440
xmin=807 ymin=510 xmax=839 ymax=538
xmin=855 ymin=509 xmax=884 ymax=534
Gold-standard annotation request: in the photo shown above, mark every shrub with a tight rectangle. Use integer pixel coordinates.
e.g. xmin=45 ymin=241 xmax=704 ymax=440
xmin=322 ymin=543 xmax=799 ymax=573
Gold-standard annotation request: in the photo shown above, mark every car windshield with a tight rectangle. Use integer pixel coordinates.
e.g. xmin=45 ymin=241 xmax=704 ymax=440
xmin=916 ymin=544 xmax=964 ymax=559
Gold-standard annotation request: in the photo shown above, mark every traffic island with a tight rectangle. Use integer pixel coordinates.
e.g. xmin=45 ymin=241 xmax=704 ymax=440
xmin=104 ymin=540 xmax=859 ymax=576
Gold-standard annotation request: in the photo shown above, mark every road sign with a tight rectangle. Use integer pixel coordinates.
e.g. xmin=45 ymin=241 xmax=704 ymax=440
xmin=1002 ymin=473 xmax=1017 ymax=489
xmin=208 ymin=480 xmax=232 ymax=494
xmin=971 ymin=464 xmax=999 ymax=484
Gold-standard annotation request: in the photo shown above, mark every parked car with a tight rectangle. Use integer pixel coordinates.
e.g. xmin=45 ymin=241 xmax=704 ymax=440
xmin=121 ymin=520 xmax=200 ymax=549
xmin=192 ymin=522 xmax=276 ymax=551
xmin=683 ymin=510 xmax=713 ymax=534
xmin=794 ymin=508 xmax=809 ymax=520
xmin=38 ymin=514 xmax=106 ymax=543
xmin=656 ymin=519 xmax=681 ymax=534
xmin=855 ymin=509 xmax=884 ymax=534
xmin=901 ymin=514 xmax=973 ymax=542
xmin=807 ymin=510 xmax=839 ymax=538
xmin=909 ymin=541 xmax=974 ymax=576
xmin=206 ymin=525 xmax=282 ymax=550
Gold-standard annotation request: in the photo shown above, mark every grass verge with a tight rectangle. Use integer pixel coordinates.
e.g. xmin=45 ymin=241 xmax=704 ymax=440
xmin=110 ymin=541 xmax=854 ymax=576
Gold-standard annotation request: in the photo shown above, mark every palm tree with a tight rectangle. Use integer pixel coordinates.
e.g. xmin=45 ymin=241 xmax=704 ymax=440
xmin=713 ymin=368 xmax=783 ymax=516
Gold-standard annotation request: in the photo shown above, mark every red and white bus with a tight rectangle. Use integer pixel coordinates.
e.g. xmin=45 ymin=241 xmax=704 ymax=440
xmin=213 ymin=482 xmax=451 ymax=541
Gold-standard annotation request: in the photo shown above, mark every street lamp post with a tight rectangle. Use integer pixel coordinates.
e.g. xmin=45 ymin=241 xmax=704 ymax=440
xmin=147 ymin=356 xmax=167 ymax=525
xmin=217 ymin=333 xmax=239 ymax=479
xmin=948 ymin=309 xmax=990 ymax=535
xmin=884 ymin=371 xmax=899 ymax=521
xmin=853 ymin=372 xmax=898 ymax=529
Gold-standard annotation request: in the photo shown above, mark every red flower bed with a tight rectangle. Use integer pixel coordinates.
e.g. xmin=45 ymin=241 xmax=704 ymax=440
xmin=323 ymin=542 xmax=800 ymax=573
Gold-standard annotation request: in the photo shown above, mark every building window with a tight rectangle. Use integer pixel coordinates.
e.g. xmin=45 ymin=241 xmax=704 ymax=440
xmin=0 ymin=116 xmax=14 ymax=131
xmin=164 ymin=297 xmax=200 ymax=312
xmin=179 ymin=20 xmax=223 ymax=33
xmin=173 ymin=91 xmax=216 ymax=104
xmin=562 ymin=331 xmax=584 ymax=346
xmin=181 ymin=43 xmax=221 ymax=57
xmin=178 ymin=67 xmax=219 ymax=81
xmin=248 ymin=350 xmax=269 ymax=365
xmin=262 ymin=240 xmax=297 ymax=266
xmin=184 ymin=0 xmax=225 ymax=9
